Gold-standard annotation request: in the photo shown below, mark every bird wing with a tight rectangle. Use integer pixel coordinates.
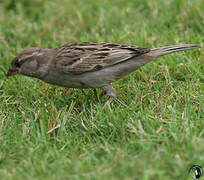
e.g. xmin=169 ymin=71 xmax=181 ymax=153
xmin=55 ymin=42 xmax=150 ymax=74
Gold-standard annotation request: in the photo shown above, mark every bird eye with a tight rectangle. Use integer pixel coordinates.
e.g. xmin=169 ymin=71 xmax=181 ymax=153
xmin=14 ymin=59 xmax=25 ymax=68
xmin=14 ymin=61 xmax=21 ymax=68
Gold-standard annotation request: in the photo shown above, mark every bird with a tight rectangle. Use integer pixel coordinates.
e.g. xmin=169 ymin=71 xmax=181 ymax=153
xmin=7 ymin=42 xmax=201 ymax=108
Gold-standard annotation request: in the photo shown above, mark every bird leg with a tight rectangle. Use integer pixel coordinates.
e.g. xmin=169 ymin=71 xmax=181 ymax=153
xmin=100 ymin=91 xmax=106 ymax=98
xmin=102 ymin=96 xmax=114 ymax=109
xmin=93 ymin=89 xmax=106 ymax=100
xmin=101 ymin=84 xmax=116 ymax=109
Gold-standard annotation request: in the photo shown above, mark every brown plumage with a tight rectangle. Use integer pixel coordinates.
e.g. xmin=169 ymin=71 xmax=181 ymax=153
xmin=55 ymin=42 xmax=150 ymax=74
xmin=7 ymin=42 xmax=201 ymax=108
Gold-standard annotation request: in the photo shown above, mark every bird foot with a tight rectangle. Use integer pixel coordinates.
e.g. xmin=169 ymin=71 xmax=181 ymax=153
xmin=102 ymin=97 xmax=114 ymax=109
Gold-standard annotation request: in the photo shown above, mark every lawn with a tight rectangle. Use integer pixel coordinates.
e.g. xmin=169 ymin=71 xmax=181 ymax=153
xmin=0 ymin=0 xmax=203 ymax=179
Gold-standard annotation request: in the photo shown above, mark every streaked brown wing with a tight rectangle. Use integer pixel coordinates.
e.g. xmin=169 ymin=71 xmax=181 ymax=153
xmin=55 ymin=42 xmax=150 ymax=74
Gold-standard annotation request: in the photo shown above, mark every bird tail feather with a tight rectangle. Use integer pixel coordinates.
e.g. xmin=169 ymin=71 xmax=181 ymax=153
xmin=150 ymin=44 xmax=201 ymax=58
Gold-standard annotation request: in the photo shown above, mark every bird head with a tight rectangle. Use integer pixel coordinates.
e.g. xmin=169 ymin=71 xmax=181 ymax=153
xmin=7 ymin=47 xmax=44 ymax=78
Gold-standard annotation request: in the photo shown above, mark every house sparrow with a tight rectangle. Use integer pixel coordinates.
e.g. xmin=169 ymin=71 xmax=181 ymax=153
xmin=7 ymin=42 xmax=201 ymax=108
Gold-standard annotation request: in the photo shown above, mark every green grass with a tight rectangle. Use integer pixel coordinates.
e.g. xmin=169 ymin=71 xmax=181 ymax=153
xmin=0 ymin=0 xmax=204 ymax=179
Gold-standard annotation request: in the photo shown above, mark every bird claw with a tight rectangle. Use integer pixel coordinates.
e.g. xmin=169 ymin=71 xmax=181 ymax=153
xmin=102 ymin=97 xmax=114 ymax=109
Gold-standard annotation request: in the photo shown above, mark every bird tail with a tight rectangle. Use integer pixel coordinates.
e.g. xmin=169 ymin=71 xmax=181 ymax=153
xmin=150 ymin=44 xmax=201 ymax=58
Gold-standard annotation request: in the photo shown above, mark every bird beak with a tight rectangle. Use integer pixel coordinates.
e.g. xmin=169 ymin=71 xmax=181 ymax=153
xmin=6 ymin=69 xmax=18 ymax=77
